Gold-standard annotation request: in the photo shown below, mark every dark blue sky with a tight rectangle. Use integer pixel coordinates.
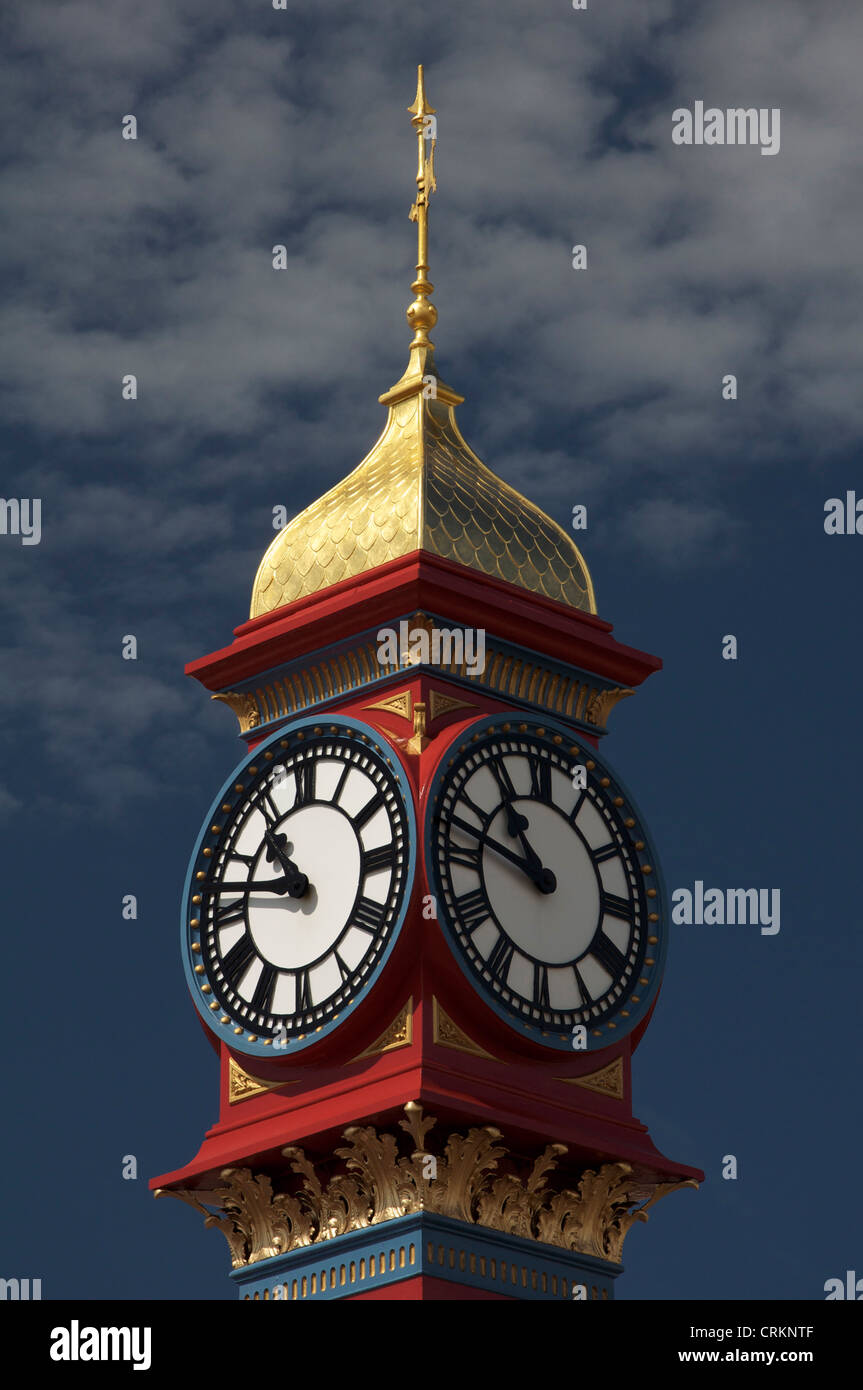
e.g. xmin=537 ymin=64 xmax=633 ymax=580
xmin=2 ymin=0 xmax=861 ymax=1300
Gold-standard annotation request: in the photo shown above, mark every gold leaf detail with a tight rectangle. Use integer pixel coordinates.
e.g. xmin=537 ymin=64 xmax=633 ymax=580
xmin=211 ymin=691 xmax=260 ymax=733
xmin=350 ymin=1000 xmax=414 ymax=1062
xmin=156 ymin=1108 xmax=698 ymax=1270
xmin=432 ymin=998 xmax=496 ymax=1059
xmin=584 ymin=687 xmax=633 ymax=728
xmin=559 ymin=1057 xmax=624 ymax=1100
xmin=428 ymin=690 xmax=475 ymax=723
xmin=365 ymin=691 xmax=413 ymax=722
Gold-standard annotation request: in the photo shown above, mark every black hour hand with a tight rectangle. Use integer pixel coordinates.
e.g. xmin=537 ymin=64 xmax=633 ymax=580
xmin=265 ymin=830 xmax=309 ymax=898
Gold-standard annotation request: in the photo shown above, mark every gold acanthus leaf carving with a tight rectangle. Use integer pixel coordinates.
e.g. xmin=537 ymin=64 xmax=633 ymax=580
xmin=157 ymin=1106 xmax=697 ymax=1269
xmin=585 ymin=687 xmax=633 ymax=728
xmin=211 ymin=690 xmax=260 ymax=732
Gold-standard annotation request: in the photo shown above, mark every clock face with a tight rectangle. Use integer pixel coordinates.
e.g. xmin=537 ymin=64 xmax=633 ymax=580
xmin=183 ymin=719 xmax=415 ymax=1057
xmin=426 ymin=716 xmax=664 ymax=1051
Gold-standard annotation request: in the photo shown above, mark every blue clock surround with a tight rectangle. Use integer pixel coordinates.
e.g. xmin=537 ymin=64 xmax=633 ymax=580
xmin=423 ymin=712 xmax=668 ymax=1054
xmin=181 ymin=715 xmax=417 ymax=1060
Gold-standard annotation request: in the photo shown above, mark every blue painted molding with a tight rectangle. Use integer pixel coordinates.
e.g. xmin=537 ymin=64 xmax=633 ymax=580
xmin=230 ymin=1211 xmax=621 ymax=1302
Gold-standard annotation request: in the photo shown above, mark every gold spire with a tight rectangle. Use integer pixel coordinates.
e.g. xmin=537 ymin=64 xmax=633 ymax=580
xmin=250 ymin=69 xmax=596 ymax=620
xmin=405 ymin=65 xmax=437 ymax=368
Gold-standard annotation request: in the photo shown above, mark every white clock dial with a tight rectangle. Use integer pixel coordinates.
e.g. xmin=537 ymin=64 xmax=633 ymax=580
xmin=429 ymin=722 xmax=661 ymax=1044
xmin=186 ymin=724 xmax=412 ymax=1049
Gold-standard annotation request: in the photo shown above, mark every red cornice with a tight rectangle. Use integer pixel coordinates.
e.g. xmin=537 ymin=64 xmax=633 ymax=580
xmin=185 ymin=550 xmax=661 ymax=693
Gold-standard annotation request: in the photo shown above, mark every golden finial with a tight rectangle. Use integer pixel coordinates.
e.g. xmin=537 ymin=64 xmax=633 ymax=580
xmin=406 ymin=65 xmax=437 ymax=351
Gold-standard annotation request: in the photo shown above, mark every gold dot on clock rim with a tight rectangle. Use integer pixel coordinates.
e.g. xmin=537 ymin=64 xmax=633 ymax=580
xmin=192 ymin=894 xmax=201 ymax=904
xmin=600 ymin=777 xmax=610 ymax=787
xmin=202 ymin=848 xmax=212 ymax=858
xmin=221 ymin=802 xmax=231 ymax=812
xmin=264 ymin=751 xmax=274 ymax=760
xmin=209 ymin=1001 xmax=218 ymax=1010
xmin=196 ymin=871 xmax=206 ymax=881
xmin=190 ymin=917 xmax=200 ymax=928
xmin=192 ymin=942 xmax=201 ymax=952
xmin=586 ymin=760 xmax=595 ymax=771
xmin=648 ymin=935 xmax=658 ymax=944
xmin=647 ymin=888 xmax=657 ymax=898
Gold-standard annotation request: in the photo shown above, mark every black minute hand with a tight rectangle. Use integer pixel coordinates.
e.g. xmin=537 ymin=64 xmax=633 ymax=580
xmin=450 ymin=815 xmax=556 ymax=894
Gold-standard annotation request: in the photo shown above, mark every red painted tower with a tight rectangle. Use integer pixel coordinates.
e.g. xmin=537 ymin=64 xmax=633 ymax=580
xmin=152 ymin=67 xmax=701 ymax=1302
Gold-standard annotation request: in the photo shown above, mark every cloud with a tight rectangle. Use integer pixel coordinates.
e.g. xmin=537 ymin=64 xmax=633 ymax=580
xmin=0 ymin=0 xmax=860 ymax=810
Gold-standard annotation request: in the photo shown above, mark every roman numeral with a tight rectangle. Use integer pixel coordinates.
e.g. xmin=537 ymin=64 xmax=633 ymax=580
xmin=573 ymin=964 xmax=590 ymax=1005
xmin=294 ymin=761 xmax=316 ymax=808
xmin=250 ymin=963 xmax=277 ymax=1016
xmin=332 ymin=761 xmax=351 ymax=805
xmin=353 ymin=896 xmax=386 ymax=933
xmin=487 ymin=933 xmax=514 ymax=982
xmin=455 ymin=888 xmax=490 ymax=933
xmin=601 ymin=891 xmax=634 ymax=922
xmin=230 ymin=851 xmax=255 ymax=868
xmin=361 ymin=844 xmax=394 ymax=876
xmin=221 ymin=931 xmax=256 ymax=986
xmin=589 ymin=931 xmax=628 ymax=981
xmin=334 ymin=952 xmax=351 ymax=982
xmin=446 ymin=839 xmax=482 ymax=873
xmin=591 ymin=842 xmax=619 ymax=865
xmin=568 ymin=791 xmax=586 ymax=826
xmin=527 ymin=754 xmax=552 ymax=803
xmin=533 ymin=963 xmax=550 ymax=1008
xmin=353 ymin=790 xmax=384 ymax=830
xmin=295 ymin=969 xmax=312 ymax=1012
xmin=214 ymin=898 xmax=246 ymax=928
xmin=257 ymin=787 xmax=281 ymax=825
xmin=459 ymin=791 xmax=488 ymax=824
xmin=489 ymin=756 xmax=519 ymax=804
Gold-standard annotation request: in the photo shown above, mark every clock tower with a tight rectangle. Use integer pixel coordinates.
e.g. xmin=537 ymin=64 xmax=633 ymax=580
xmin=151 ymin=68 xmax=702 ymax=1302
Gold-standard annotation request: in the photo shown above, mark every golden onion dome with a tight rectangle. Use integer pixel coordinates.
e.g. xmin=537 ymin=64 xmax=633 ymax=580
xmin=249 ymin=67 xmax=595 ymax=621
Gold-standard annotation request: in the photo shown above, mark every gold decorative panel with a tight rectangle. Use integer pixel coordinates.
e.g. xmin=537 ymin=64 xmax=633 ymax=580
xmin=559 ymin=1057 xmax=624 ymax=1101
xmin=349 ymin=1000 xmax=413 ymax=1062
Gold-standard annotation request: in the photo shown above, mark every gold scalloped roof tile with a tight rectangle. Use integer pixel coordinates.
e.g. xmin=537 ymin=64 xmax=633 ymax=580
xmin=250 ymin=358 xmax=595 ymax=617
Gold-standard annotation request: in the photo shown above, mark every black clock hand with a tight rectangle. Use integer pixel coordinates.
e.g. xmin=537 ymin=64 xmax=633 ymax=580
xmin=501 ymin=802 xmax=549 ymax=880
xmin=264 ymin=829 xmax=309 ymax=899
xmin=216 ymin=878 xmax=292 ymax=894
xmin=450 ymin=815 xmax=556 ymax=894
